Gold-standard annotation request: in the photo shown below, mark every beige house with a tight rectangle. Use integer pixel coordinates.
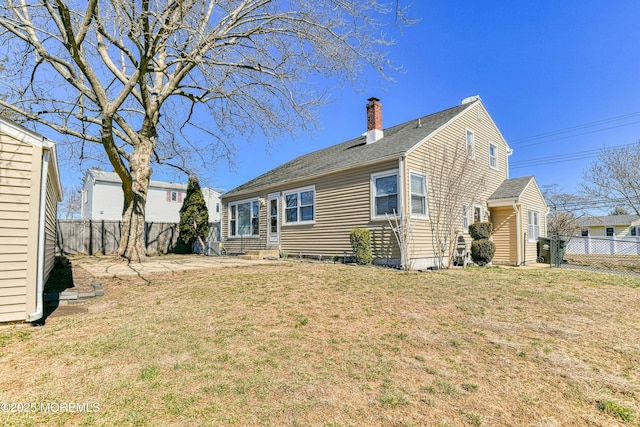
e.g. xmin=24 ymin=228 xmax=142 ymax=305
xmin=574 ymin=214 xmax=640 ymax=238
xmin=488 ymin=176 xmax=548 ymax=265
xmin=0 ymin=118 xmax=63 ymax=322
xmin=221 ymin=97 xmax=547 ymax=268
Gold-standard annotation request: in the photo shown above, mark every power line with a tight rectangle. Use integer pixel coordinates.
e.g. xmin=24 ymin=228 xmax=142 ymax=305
xmin=510 ymin=112 xmax=640 ymax=147
xmin=511 ymin=142 xmax=637 ymax=169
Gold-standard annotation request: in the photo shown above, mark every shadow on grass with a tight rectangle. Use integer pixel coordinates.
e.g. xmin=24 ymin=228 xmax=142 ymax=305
xmin=36 ymin=258 xmax=76 ymax=325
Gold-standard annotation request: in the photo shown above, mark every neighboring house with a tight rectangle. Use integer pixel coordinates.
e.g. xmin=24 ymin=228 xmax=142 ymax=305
xmin=80 ymin=170 xmax=221 ymax=224
xmin=0 ymin=117 xmax=63 ymax=323
xmin=567 ymin=214 xmax=640 ymax=256
xmin=221 ymin=97 xmax=548 ymax=268
xmin=574 ymin=214 xmax=640 ymax=238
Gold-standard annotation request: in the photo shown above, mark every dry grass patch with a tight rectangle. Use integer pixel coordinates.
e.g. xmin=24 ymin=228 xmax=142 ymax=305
xmin=0 ymin=262 xmax=638 ymax=426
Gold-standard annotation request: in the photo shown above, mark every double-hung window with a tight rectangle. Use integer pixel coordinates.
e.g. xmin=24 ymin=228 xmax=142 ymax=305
xmin=528 ymin=209 xmax=540 ymax=242
xmin=409 ymin=171 xmax=428 ymax=218
xmin=489 ymin=143 xmax=498 ymax=169
xmin=466 ymin=129 xmax=475 ymax=159
xmin=283 ymin=186 xmax=315 ymax=224
xmin=631 ymin=226 xmax=638 ymax=237
xmin=606 ymin=227 xmax=614 ymax=237
xmin=229 ymin=199 xmax=260 ymax=236
xmin=371 ymin=170 xmax=398 ymax=219
xmin=462 ymin=204 xmax=469 ymax=233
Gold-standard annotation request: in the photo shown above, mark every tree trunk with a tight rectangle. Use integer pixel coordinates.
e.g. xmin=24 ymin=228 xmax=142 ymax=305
xmin=117 ymin=137 xmax=154 ymax=262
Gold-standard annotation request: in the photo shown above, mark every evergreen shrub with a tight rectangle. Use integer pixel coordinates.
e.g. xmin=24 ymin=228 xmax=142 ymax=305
xmin=349 ymin=228 xmax=372 ymax=265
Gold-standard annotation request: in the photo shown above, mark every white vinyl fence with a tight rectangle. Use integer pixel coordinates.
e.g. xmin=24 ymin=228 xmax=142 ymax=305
xmin=565 ymin=236 xmax=640 ymax=256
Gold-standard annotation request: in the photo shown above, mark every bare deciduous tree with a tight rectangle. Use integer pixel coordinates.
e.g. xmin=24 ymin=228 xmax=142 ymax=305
xmin=59 ymin=185 xmax=82 ymax=219
xmin=581 ymin=142 xmax=640 ymax=215
xmin=426 ymin=142 xmax=486 ymax=269
xmin=541 ymin=184 xmax=584 ymax=237
xmin=0 ymin=0 xmax=411 ymax=261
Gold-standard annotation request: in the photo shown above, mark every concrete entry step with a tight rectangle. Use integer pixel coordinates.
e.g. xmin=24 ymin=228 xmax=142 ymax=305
xmin=238 ymin=250 xmax=280 ymax=260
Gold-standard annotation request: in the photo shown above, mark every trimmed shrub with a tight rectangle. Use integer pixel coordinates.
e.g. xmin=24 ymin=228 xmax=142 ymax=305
xmin=350 ymin=228 xmax=372 ymax=265
xmin=470 ymin=239 xmax=496 ymax=266
xmin=468 ymin=222 xmax=493 ymax=240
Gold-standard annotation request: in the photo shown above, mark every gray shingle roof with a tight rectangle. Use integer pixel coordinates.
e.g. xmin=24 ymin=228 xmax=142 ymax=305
xmin=576 ymin=214 xmax=640 ymax=227
xmin=89 ymin=169 xmax=187 ymax=190
xmin=224 ymin=103 xmax=473 ymax=197
xmin=488 ymin=176 xmax=534 ymax=201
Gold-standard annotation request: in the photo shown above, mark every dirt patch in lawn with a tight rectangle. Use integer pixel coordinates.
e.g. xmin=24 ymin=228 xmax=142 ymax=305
xmin=1 ymin=263 xmax=638 ymax=426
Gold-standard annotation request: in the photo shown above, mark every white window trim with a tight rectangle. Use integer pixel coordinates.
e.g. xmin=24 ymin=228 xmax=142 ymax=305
xmin=282 ymin=185 xmax=316 ymax=226
xmin=228 ymin=197 xmax=260 ymax=238
xmin=462 ymin=203 xmax=469 ymax=233
xmin=471 ymin=204 xmax=482 ymax=225
xmin=371 ymin=169 xmax=400 ymax=220
xmin=606 ymin=227 xmax=615 ymax=237
xmin=489 ymin=142 xmax=498 ymax=170
xmin=408 ymin=170 xmax=429 ymax=219
xmin=466 ymin=128 xmax=475 ymax=160
xmin=528 ymin=209 xmax=541 ymax=242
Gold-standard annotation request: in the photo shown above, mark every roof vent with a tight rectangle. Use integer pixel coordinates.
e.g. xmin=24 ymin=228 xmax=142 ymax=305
xmin=461 ymin=95 xmax=481 ymax=105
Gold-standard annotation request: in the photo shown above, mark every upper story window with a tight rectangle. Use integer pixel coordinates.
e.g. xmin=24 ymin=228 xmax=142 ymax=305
xmin=581 ymin=227 xmax=589 ymax=237
xmin=606 ymin=227 xmax=614 ymax=237
xmin=489 ymin=143 xmax=498 ymax=169
xmin=229 ymin=199 xmax=259 ymax=237
xmin=528 ymin=209 xmax=540 ymax=241
xmin=409 ymin=172 xmax=428 ymax=218
xmin=371 ymin=170 xmax=398 ymax=219
xmin=167 ymin=191 xmax=183 ymax=203
xmin=631 ymin=226 xmax=638 ymax=237
xmin=283 ymin=186 xmax=315 ymax=225
xmin=466 ymin=129 xmax=475 ymax=160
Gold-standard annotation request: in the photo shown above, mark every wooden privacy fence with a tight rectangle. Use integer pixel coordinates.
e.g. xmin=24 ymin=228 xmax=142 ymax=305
xmin=56 ymin=220 xmax=220 ymax=256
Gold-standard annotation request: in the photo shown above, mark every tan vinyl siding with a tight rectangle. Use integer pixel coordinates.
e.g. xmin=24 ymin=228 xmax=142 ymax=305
xmin=43 ymin=173 xmax=59 ymax=283
xmin=0 ymin=136 xmax=37 ymax=322
xmin=491 ymin=206 xmax=517 ymax=265
xmin=222 ymin=160 xmax=400 ymax=259
xmin=404 ymin=102 xmax=510 ymax=262
xmin=519 ymin=182 xmax=547 ymax=265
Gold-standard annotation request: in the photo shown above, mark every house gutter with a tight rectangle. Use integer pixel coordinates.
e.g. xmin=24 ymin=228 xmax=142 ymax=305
xmin=27 ymin=145 xmax=52 ymax=322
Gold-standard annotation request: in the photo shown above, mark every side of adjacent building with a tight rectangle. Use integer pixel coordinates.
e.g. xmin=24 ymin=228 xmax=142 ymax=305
xmin=0 ymin=118 xmax=62 ymax=322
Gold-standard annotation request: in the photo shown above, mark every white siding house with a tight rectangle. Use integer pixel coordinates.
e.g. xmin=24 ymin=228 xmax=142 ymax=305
xmin=81 ymin=169 xmax=221 ymax=224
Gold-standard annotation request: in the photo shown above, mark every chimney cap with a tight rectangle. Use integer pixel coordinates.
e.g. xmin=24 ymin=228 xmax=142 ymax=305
xmin=367 ymin=97 xmax=380 ymax=103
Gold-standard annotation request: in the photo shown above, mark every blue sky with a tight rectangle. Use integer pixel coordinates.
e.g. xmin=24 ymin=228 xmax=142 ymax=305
xmin=61 ymin=1 xmax=640 ymax=205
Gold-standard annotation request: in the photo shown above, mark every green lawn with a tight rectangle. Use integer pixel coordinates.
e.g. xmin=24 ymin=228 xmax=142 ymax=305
xmin=0 ymin=262 xmax=638 ymax=426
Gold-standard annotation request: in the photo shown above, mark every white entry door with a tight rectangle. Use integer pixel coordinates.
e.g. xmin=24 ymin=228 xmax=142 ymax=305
xmin=267 ymin=193 xmax=280 ymax=244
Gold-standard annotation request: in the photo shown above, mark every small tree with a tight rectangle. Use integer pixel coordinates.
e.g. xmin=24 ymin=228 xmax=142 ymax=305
xmin=542 ymin=184 xmax=586 ymax=237
xmin=427 ymin=141 xmax=486 ymax=269
xmin=610 ymin=207 xmax=629 ymax=216
xmin=179 ymin=176 xmax=209 ymax=254
xmin=386 ymin=211 xmax=417 ymax=271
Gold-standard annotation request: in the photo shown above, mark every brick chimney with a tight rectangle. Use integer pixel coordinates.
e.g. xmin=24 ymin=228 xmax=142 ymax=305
xmin=366 ymin=97 xmax=383 ymax=144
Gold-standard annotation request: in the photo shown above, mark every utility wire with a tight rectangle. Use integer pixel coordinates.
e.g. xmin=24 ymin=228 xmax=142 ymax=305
xmin=511 ymin=142 xmax=637 ymax=169
xmin=510 ymin=112 xmax=640 ymax=146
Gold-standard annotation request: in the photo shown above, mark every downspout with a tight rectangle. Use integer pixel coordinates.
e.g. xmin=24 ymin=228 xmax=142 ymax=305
xmin=27 ymin=146 xmax=51 ymax=322
xmin=513 ymin=202 xmax=521 ymax=266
